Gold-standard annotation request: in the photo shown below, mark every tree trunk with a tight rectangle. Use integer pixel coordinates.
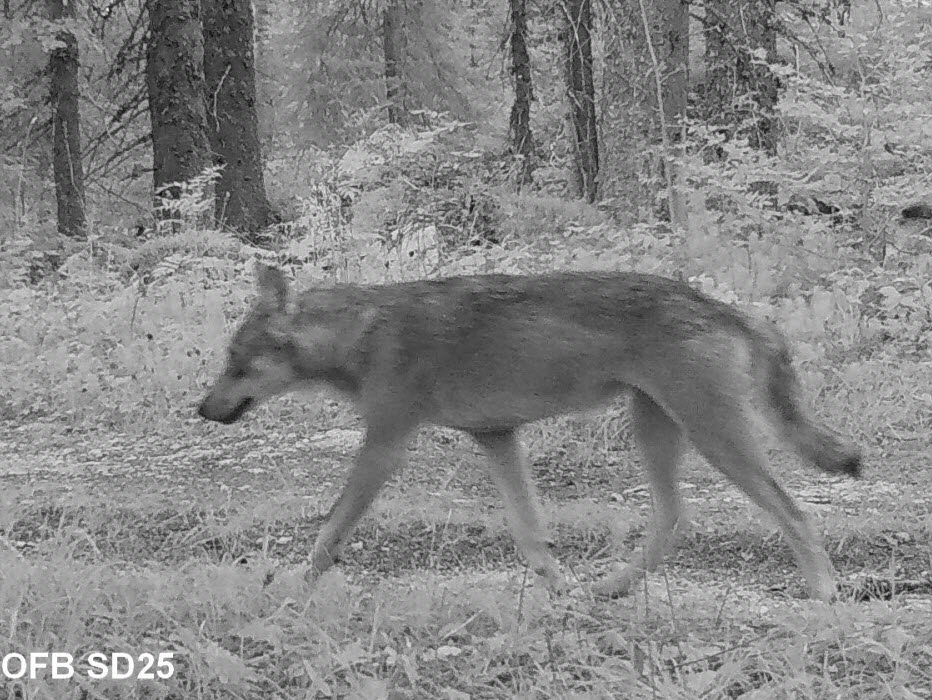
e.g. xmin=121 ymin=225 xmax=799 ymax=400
xmin=508 ymin=0 xmax=534 ymax=185
xmin=145 ymin=0 xmax=211 ymax=202
xmin=203 ymin=0 xmax=275 ymax=235
xmin=562 ymin=0 xmax=599 ymax=203
xmin=383 ymin=0 xmax=409 ymax=126
xmin=252 ymin=0 xmax=274 ymax=153
xmin=655 ymin=0 xmax=688 ymax=225
xmin=48 ymin=0 xmax=86 ymax=239
xmin=703 ymin=0 xmax=778 ymax=155
xmin=657 ymin=0 xmax=688 ymax=143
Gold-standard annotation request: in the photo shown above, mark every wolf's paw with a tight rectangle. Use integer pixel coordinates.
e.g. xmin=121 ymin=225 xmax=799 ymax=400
xmin=533 ymin=567 xmax=565 ymax=593
xmin=545 ymin=575 xmax=573 ymax=597
xmin=590 ymin=562 xmax=640 ymax=599
xmin=806 ymin=576 xmax=839 ymax=604
xmin=303 ymin=559 xmax=337 ymax=587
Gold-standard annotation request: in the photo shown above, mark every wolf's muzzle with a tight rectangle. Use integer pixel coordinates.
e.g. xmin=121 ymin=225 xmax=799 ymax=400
xmin=198 ymin=396 xmax=254 ymax=424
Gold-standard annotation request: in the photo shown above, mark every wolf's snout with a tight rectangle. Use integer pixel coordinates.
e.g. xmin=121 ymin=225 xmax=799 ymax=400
xmin=197 ymin=394 xmax=254 ymax=424
xmin=197 ymin=397 xmax=213 ymax=420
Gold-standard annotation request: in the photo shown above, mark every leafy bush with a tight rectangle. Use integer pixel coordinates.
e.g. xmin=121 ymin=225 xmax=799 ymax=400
xmin=0 ymin=265 xmax=243 ymax=426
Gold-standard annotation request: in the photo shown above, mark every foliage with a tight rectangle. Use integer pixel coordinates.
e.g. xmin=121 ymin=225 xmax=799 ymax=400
xmin=1 ymin=2 xmax=931 ymax=697
xmin=1 ymin=539 xmax=931 ymax=697
xmin=1 ymin=0 xmax=149 ymax=232
xmin=264 ymin=0 xmax=500 ymax=148
xmin=3 ymin=75 xmax=932 ymax=428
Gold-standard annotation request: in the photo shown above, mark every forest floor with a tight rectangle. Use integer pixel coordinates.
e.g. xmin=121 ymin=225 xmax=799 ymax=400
xmin=1 ymin=407 xmax=931 ymax=699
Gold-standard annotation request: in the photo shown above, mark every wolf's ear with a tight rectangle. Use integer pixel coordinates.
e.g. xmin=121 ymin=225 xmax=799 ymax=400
xmin=255 ymin=263 xmax=288 ymax=310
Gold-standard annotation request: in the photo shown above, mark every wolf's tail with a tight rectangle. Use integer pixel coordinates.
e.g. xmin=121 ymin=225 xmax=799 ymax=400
xmin=752 ymin=325 xmax=862 ymax=478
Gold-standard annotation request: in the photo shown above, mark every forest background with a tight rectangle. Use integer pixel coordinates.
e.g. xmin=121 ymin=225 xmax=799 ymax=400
xmin=0 ymin=0 xmax=931 ymax=697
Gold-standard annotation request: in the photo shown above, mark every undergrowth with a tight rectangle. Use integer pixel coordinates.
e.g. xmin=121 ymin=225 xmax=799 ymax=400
xmin=1 ymin=12 xmax=931 ymax=694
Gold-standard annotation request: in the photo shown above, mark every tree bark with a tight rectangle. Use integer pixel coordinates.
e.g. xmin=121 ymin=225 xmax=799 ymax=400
xmin=145 ymin=0 xmax=211 ymax=202
xmin=508 ymin=0 xmax=534 ymax=185
xmin=562 ymin=0 xmax=599 ymax=203
xmin=654 ymin=0 xmax=688 ymax=225
xmin=48 ymin=0 xmax=86 ymax=239
xmin=657 ymin=0 xmax=688 ymax=144
xmin=203 ymin=0 xmax=275 ymax=234
xmin=383 ymin=0 xmax=409 ymax=126
xmin=252 ymin=0 xmax=274 ymax=152
xmin=703 ymin=0 xmax=778 ymax=155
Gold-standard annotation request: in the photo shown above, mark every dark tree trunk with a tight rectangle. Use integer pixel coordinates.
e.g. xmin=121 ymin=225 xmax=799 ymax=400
xmin=203 ymin=0 xmax=275 ymax=234
xmin=48 ymin=0 xmax=86 ymax=239
xmin=145 ymin=0 xmax=211 ymax=202
xmin=562 ymin=0 xmax=599 ymax=203
xmin=703 ymin=0 xmax=778 ymax=155
xmin=658 ymin=0 xmax=688 ymax=141
xmin=508 ymin=0 xmax=534 ymax=185
xmin=253 ymin=0 xmax=274 ymax=152
xmin=383 ymin=0 xmax=409 ymax=126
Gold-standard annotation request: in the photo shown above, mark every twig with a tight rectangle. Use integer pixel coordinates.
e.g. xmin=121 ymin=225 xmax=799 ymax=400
xmin=210 ymin=64 xmax=232 ymax=133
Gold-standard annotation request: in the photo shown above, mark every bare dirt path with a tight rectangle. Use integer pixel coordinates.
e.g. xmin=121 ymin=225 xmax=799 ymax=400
xmin=1 ymin=418 xmax=929 ymax=602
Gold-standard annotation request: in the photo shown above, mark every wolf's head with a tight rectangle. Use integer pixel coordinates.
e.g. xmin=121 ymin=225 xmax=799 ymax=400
xmin=197 ymin=264 xmax=303 ymax=424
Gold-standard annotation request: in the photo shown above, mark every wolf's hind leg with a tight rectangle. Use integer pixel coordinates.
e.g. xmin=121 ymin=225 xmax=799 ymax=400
xmin=677 ymin=377 xmax=838 ymax=602
xmin=688 ymin=413 xmax=837 ymax=602
xmin=593 ymin=388 xmax=685 ymax=598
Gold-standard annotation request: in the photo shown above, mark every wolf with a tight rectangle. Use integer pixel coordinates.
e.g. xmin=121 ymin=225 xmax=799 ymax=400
xmin=198 ymin=264 xmax=861 ymax=601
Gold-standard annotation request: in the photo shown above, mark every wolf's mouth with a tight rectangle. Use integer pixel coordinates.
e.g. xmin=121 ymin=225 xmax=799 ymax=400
xmin=212 ymin=397 xmax=254 ymax=424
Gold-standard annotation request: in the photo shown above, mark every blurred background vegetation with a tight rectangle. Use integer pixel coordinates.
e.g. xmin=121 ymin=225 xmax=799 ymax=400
xmin=0 ymin=0 xmax=930 ymax=431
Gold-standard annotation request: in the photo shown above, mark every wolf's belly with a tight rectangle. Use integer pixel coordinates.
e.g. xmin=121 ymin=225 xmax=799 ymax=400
xmin=431 ymin=376 xmax=629 ymax=431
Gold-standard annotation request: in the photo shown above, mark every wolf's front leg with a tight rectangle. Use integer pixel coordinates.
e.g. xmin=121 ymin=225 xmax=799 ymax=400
xmin=306 ymin=424 xmax=410 ymax=583
xmin=471 ymin=429 xmax=567 ymax=592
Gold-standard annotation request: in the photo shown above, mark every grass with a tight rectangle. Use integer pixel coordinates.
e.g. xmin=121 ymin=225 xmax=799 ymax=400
xmin=0 ymin=252 xmax=930 ymax=697
xmin=0 ymin=382 xmax=930 ymax=698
